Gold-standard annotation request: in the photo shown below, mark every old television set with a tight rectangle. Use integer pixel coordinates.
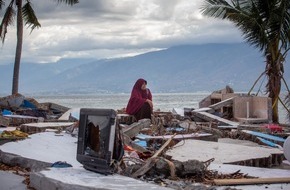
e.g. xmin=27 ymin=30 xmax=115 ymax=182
xmin=76 ymin=108 xmax=121 ymax=174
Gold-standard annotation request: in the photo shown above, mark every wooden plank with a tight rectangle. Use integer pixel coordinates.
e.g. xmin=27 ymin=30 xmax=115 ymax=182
xmin=193 ymin=107 xmax=214 ymax=113
xmin=132 ymin=134 xmax=176 ymax=178
xmin=218 ymin=125 xmax=238 ymax=129
xmin=191 ymin=111 xmax=239 ymax=126
xmin=209 ymin=97 xmax=234 ymax=110
xmin=137 ymin=133 xmax=212 ymax=140
xmin=152 ymin=133 xmax=176 ymax=158
xmin=214 ymin=177 xmax=290 ymax=186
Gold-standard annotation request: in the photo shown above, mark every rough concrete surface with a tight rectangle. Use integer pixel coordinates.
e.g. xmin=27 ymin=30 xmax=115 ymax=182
xmin=166 ymin=139 xmax=282 ymax=164
xmin=30 ymin=167 xmax=170 ymax=190
xmin=0 ymin=132 xmax=289 ymax=190
xmin=0 ymin=170 xmax=27 ymax=190
xmin=0 ymin=132 xmax=170 ymax=190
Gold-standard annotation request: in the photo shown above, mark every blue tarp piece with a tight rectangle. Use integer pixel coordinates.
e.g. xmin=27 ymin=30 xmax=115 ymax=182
xmin=166 ymin=127 xmax=185 ymax=132
xmin=2 ymin=109 xmax=12 ymax=115
xmin=256 ymin=137 xmax=280 ymax=148
xmin=135 ymin=134 xmax=152 ymax=141
xmin=134 ymin=139 xmax=147 ymax=148
xmin=21 ymin=100 xmax=37 ymax=109
xmin=51 ymin=161 xmax=73 ymax=168
xmin=242 ymin=130 xmax=285 ymax=143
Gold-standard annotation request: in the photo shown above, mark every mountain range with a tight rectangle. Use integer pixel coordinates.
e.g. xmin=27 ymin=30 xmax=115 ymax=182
xmin=1 ymin=43 xmax=289 ymax=95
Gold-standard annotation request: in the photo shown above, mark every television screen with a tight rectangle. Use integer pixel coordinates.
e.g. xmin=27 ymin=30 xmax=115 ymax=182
xmin=76 ymin=108 xmax=118 ymax=174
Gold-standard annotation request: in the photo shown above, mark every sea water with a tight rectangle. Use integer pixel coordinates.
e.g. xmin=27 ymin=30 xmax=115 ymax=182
xmin=34 ymin=93 xmax=209 ymax=112
xmin=34 ymin=93 xmax=289 ymax=124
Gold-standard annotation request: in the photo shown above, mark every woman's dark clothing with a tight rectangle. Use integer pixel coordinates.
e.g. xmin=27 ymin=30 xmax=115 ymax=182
xmin=126 ymin=78 xmax=152 ymax=121
xmin=134 ymin=102 xmax=152 ymax=121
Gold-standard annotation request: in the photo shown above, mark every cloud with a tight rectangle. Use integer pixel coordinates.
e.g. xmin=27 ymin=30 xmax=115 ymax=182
xmin=0 ymin=0 xmax=242 ymax=64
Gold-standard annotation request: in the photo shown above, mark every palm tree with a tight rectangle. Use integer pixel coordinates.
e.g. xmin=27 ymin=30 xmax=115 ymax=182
xmin=200 ymin=0 xmax=290 ymax=123
xmin=0 ymin=0 xmax=79 ymax=95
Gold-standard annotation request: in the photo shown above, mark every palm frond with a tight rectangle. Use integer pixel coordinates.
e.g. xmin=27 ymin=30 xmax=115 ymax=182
xmin=22 ymin=1 xmax=41 ymax=31
xmin=276 ymin=0 xmax=290 ymax=50
xmin=200 ymin=0 xmax=269 ymax=52
xmin=0 ymin=5 xmax=15 ymax=43
xmin=200 ymin=0 xmax=233 ymax=19
xmin=200 ymin=0 xmax=290 ymax=54
xmin=55 ymin=0 xmax=79 ymax=6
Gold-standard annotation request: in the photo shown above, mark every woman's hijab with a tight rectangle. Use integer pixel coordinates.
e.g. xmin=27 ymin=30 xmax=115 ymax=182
xmin=126 ymin=78 xmax=152 ymax=115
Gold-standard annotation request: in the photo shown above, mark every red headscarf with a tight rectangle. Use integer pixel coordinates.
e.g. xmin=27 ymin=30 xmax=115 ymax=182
xmin=126 ymin=78 xmax=152 ymax=115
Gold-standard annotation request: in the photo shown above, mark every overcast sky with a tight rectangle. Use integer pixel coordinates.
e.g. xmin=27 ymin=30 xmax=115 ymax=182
xmin=0 ymin=0 xmax=243 ymax=65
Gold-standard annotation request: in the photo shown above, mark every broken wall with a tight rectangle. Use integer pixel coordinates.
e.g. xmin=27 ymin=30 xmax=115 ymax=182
xmin=233 ymin=96 xmax=272 ymax=123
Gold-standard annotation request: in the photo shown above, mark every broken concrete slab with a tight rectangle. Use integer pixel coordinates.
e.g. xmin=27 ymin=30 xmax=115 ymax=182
xmin=0 ymin=151 xmax=52 ymax=171
xmin=40 ymin=102 xmax=70 ymax=115
xmin=19 ymin=122 xmax=74 ymax=134
xmin=191 ymin=110 xmax=239 ymax=126
xmin=3 ymin=115 xmax=40 ymax=126
xmin=210 ymin=163 xmax=290 ymax=190
xmin=0 ymin=132 xmax=81 ymax=168
xmin=233 ymin=96 xmax=272 ymax=124
xmin=283 ymin=136 xmax=290 ymax=162
xmin=30 ymin=167 xmax=171 ymax=190
xmin=58 ymin=108 xmax=80 ymax=121
xmin=172 ymin=108 xmax=185 ymax=116
xmin=217 ymin=163 xmax=290 ymax=176
xmin=0 ymin=131 xmax=170 ymax=190
xmin=166 ymin=139 xmax=283 ymax=167
xmin=123 ymin=119 xmax=151 ymax=138
xmin=0 ymin=170 xmax=27 ymax=190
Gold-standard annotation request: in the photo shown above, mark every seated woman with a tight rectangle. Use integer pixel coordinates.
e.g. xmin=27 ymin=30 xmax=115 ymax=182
xmin=126 ymin=78 xmax=153 ymax=121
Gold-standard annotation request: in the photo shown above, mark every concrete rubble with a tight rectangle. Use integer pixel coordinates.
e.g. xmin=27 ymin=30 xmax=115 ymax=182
xmin=0 ymin=87 xmax=289 ymax=190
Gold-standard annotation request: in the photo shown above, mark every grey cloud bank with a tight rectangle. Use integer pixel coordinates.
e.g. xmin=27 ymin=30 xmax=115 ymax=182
xmin=0 ymin=0 xmax=242 ymax=65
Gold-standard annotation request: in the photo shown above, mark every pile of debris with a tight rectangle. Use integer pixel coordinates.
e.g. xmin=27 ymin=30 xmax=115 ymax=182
xmin=116 ymin=87 xmax=289 ymax=188
xmin=114 ymin=115 xmax=287 ymax=188
xmin=0 ymin=87 xmax=289 ymax=189
xmin=0 ymin=93 xmax=76 ymax=137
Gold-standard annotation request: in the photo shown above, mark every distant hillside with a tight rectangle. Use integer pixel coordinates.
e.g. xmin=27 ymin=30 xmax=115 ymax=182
xmin=1 ymin=43 xmax=289 ymax=95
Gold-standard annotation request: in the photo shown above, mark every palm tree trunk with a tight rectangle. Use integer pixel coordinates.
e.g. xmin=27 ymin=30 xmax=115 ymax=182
xmin=266 ymin=54 xmax=282 ymax=123
xmin=12 ymin=0 xmax=23 ymax=95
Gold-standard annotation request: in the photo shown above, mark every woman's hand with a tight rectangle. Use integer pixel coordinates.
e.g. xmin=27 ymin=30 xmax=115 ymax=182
xmin=146 ymin=99 xmax=153 ymax=109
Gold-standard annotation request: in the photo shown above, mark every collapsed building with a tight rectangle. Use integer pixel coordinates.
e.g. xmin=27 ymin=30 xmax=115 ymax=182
xmin=0 ymin=88 xmax=289 ymax=189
